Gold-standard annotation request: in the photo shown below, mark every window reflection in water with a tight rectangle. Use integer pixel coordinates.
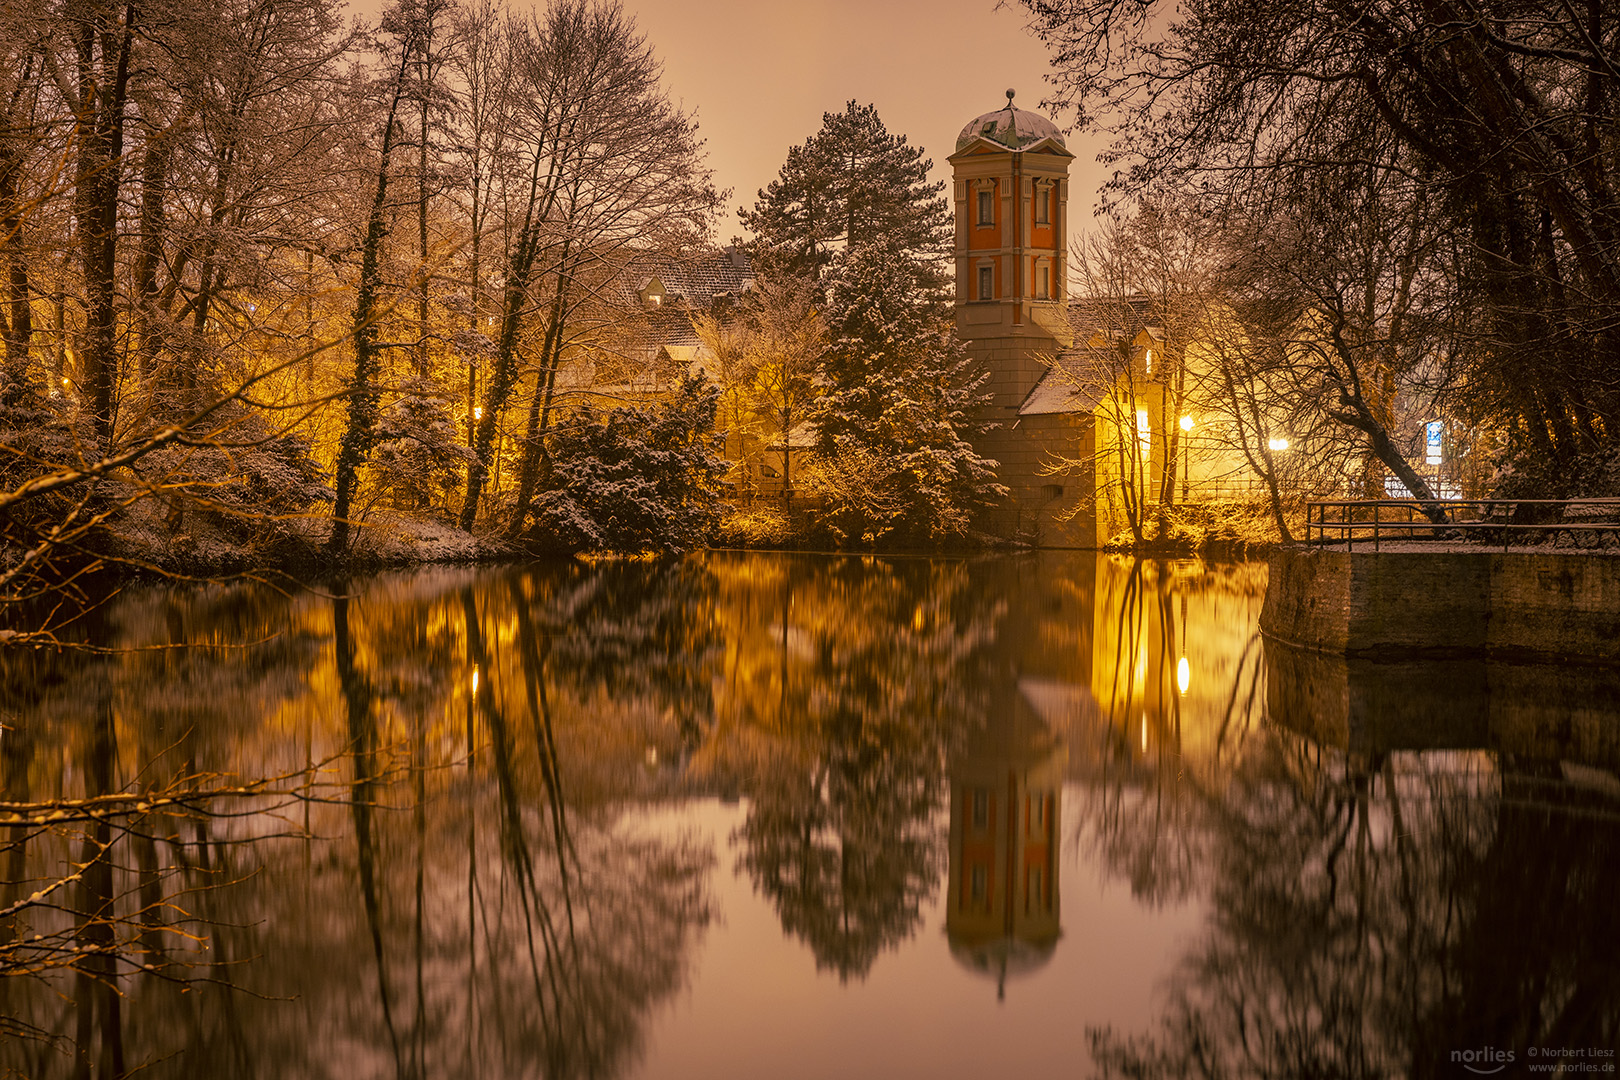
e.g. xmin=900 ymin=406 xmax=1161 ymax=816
xmin=947 ymin=705 xmax=1065 ymax=998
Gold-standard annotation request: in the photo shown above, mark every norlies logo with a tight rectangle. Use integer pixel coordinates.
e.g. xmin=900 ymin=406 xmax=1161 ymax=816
xmin=1453 ymin=1047 xmax=1517 ymax=1074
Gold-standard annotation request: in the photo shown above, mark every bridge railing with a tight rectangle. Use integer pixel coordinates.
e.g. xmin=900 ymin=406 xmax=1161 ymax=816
xmin=1304 ymin=498 xmax=1620 ymax=551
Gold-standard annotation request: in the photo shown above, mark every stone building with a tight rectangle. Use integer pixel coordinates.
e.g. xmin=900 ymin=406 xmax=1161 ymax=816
xmin=950 ymin=92 xmax=1100 ymax=546
xmin=950 ymin=94 xmax=1255 ymax=546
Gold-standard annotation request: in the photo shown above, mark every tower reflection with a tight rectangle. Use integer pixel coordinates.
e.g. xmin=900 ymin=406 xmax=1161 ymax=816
xmin=946 ymin=699 xmax=1067 ymax=998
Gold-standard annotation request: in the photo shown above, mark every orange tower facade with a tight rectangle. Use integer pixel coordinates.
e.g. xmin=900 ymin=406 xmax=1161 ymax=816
xmin=949 ymin=91 xmax=1073 ymax=407
xmin=946 ymin=701 xmax=1066 ymax=997
xmin=950 ymin=93 xmax=1095 ymax=545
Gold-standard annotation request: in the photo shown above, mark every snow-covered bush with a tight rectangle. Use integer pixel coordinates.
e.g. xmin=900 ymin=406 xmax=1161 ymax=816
xmin=529 ymin=374 xmax=725 ymax=554
xmin=713 ymin=504 xmax=795 ymax=548
xmin=136 ymin=423 xmax=332 ymax=559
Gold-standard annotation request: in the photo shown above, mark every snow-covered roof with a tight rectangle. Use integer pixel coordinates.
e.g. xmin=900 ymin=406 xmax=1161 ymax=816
xmin=1019 ymin=366 xmax=1104 ymax=416
xmin=765 ymin=420 xmax=817 ymax=450
xmin=621 ymin=247 xmax=753 ymax=308
xmin=956 ymin=93 xmax=1066 ymax=153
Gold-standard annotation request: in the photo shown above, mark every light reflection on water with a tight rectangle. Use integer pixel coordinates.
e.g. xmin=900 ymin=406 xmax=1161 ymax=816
xmin=1 ymin=552 xmax=1616 ymax=1078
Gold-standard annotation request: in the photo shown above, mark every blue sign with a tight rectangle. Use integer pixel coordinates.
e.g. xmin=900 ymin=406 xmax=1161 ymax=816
xmin=1425 ymin=420 xmax=1443 ymax=465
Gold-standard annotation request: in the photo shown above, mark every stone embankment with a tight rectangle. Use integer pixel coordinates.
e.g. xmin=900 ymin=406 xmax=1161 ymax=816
xmin=1260 ymin=547 xmax=1620 ymax=663
xmin=1261 ymin=547 xmax=1620 ymax=771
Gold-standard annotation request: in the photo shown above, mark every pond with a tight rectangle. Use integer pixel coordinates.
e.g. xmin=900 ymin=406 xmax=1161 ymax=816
xmin=2 ymin=552 xmax=1617 ymax=1078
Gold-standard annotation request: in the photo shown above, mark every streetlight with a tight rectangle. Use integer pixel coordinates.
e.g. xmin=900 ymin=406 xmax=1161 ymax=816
xmin=1179 ymin=415 xmax=1193 ymax=501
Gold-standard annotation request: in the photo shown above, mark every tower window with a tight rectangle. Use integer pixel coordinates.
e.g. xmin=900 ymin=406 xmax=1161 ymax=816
xmin=977 ymin=189 xmax=994 ymax=226
xmin=971 ymin=788 xmax=990 ymax=830
xmin=1035 ymin=186 xmax=1050 ymax=225
xmin=1036 ymin=264 xmax=1050 ymax=299
xmin=978 ymin=264 xmax=994 ymax=301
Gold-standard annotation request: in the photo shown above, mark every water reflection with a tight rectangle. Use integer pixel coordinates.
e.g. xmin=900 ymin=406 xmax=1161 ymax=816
xmin=0 ymin=553 xmax=1615 ymax=1077
xmin=946 ymin=703 xmax=1065 ymax=995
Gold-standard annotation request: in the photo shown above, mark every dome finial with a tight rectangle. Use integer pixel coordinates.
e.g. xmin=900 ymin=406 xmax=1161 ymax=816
xmin=1006 ymin=88 xmax=1016 ymax=107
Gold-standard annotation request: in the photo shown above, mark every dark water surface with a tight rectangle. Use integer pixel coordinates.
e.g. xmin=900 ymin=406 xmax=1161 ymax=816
xmin=2 ymin=552 xmax=1616 ymax=1078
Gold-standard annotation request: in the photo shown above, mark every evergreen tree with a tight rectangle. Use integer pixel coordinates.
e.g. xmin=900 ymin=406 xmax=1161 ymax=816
xmin=740 ymin=102 xmax=952 ymax=284
xmin=806 ymin=246 xmax=1004 ymax=547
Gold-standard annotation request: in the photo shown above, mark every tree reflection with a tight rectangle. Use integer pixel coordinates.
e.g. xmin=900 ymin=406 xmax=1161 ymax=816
xmin=736 ymin=728 xmax=938 ymax=982
xmin=1085 ymin=672 xmax=1620 ymax=1078
xmin=721 ymin=555 xmax=996 ymax=980
xmin=536 ymin=558 xmax=722 ymax=753
xmin=1069 ymin=558 xmax=1268 ymax=910
xmin=9 ymin=552 xmax=1611 ymax=1077
xmin=0 ymin=571 xmax=715 ymax=1079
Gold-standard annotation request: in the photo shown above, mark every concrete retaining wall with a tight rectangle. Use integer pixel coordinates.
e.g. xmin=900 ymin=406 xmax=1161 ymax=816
xmin=1261 ymin=547 xmax=1620 ymax=663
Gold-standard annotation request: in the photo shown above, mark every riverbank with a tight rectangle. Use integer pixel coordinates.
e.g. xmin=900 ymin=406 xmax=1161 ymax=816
xmin=25 ymin=498 xmax=1284 ymax=584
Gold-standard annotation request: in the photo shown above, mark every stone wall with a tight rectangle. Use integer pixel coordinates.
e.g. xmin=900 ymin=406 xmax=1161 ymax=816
xmin=1261 ymin=547 xmax=1620 ymax=663
xmin=974 ymin=412 xmax=1095 ymax=547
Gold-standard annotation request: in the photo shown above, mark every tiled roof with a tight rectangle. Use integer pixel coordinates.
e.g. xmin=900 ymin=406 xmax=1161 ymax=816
xmin=623 ymin=247 xmax=754 ymax=308
xmin=1066 ymin=295 xmax=1166 ymax=346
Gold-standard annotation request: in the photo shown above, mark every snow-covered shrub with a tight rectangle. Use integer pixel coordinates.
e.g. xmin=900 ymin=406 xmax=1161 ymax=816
xmin=0 ymin=377 xmax=98 ymax=572
xmin=529 ymin=374 xmax=725 ymax=554
xmin=713 ymin=504 xmax=795 ymax=548
xmin=136 ymin=423 xmax=332 ymax=559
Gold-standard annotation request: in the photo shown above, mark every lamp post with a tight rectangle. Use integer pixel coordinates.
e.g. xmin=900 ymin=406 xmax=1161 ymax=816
xmin=1179 ymin=415 xmax=1194 ymax=502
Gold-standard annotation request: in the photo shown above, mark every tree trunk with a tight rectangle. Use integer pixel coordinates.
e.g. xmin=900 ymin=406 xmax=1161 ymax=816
xmin=132 ymin=120 xmax=177 ymax=397
xmin=72 ymin=1 xmax=137 ymax=451
xmin=457 ymin=152 xmax=559 ymax=531
xmin=330 ymin=56 xmax=413 ymax=556
xmin=507 ymin=267 xmax=570 ymax=539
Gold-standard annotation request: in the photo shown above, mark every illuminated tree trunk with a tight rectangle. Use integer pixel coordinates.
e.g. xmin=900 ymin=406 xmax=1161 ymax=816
xmin=71 ymin=0 xmax=137 ymax=451
xmin=330 ymin=50 xmax=414 ymax=556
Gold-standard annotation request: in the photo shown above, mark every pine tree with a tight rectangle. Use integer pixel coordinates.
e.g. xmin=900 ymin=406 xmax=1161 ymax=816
xmin=806 ymin=246 xmax=1004 ymax=547
xmin=740 ymin=102 xmax=952 ymax=285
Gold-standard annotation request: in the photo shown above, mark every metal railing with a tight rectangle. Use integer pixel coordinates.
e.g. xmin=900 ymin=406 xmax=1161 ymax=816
xmin=1304 ymin=498 xmax=1620 ymax=550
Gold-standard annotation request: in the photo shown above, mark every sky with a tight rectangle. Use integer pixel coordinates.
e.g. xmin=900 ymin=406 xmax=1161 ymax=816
xmin=340 ymin=0 xmax=1117 ymax=241
xmin=611 ymin=0 xmax=1112 ymax=240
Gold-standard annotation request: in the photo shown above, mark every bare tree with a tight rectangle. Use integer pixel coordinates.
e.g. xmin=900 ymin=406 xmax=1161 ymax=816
xmin=1022 ymin=0 xmax=1620 ymax=496
xmin=456 ymin=0 xmax=720 ymax=531
xmin=328 ymin=11 xmax=423 ymax=556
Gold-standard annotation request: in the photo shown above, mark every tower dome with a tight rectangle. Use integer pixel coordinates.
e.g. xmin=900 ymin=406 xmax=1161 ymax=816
xmin=956 ymin=90 xmax=1065 ymax=153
